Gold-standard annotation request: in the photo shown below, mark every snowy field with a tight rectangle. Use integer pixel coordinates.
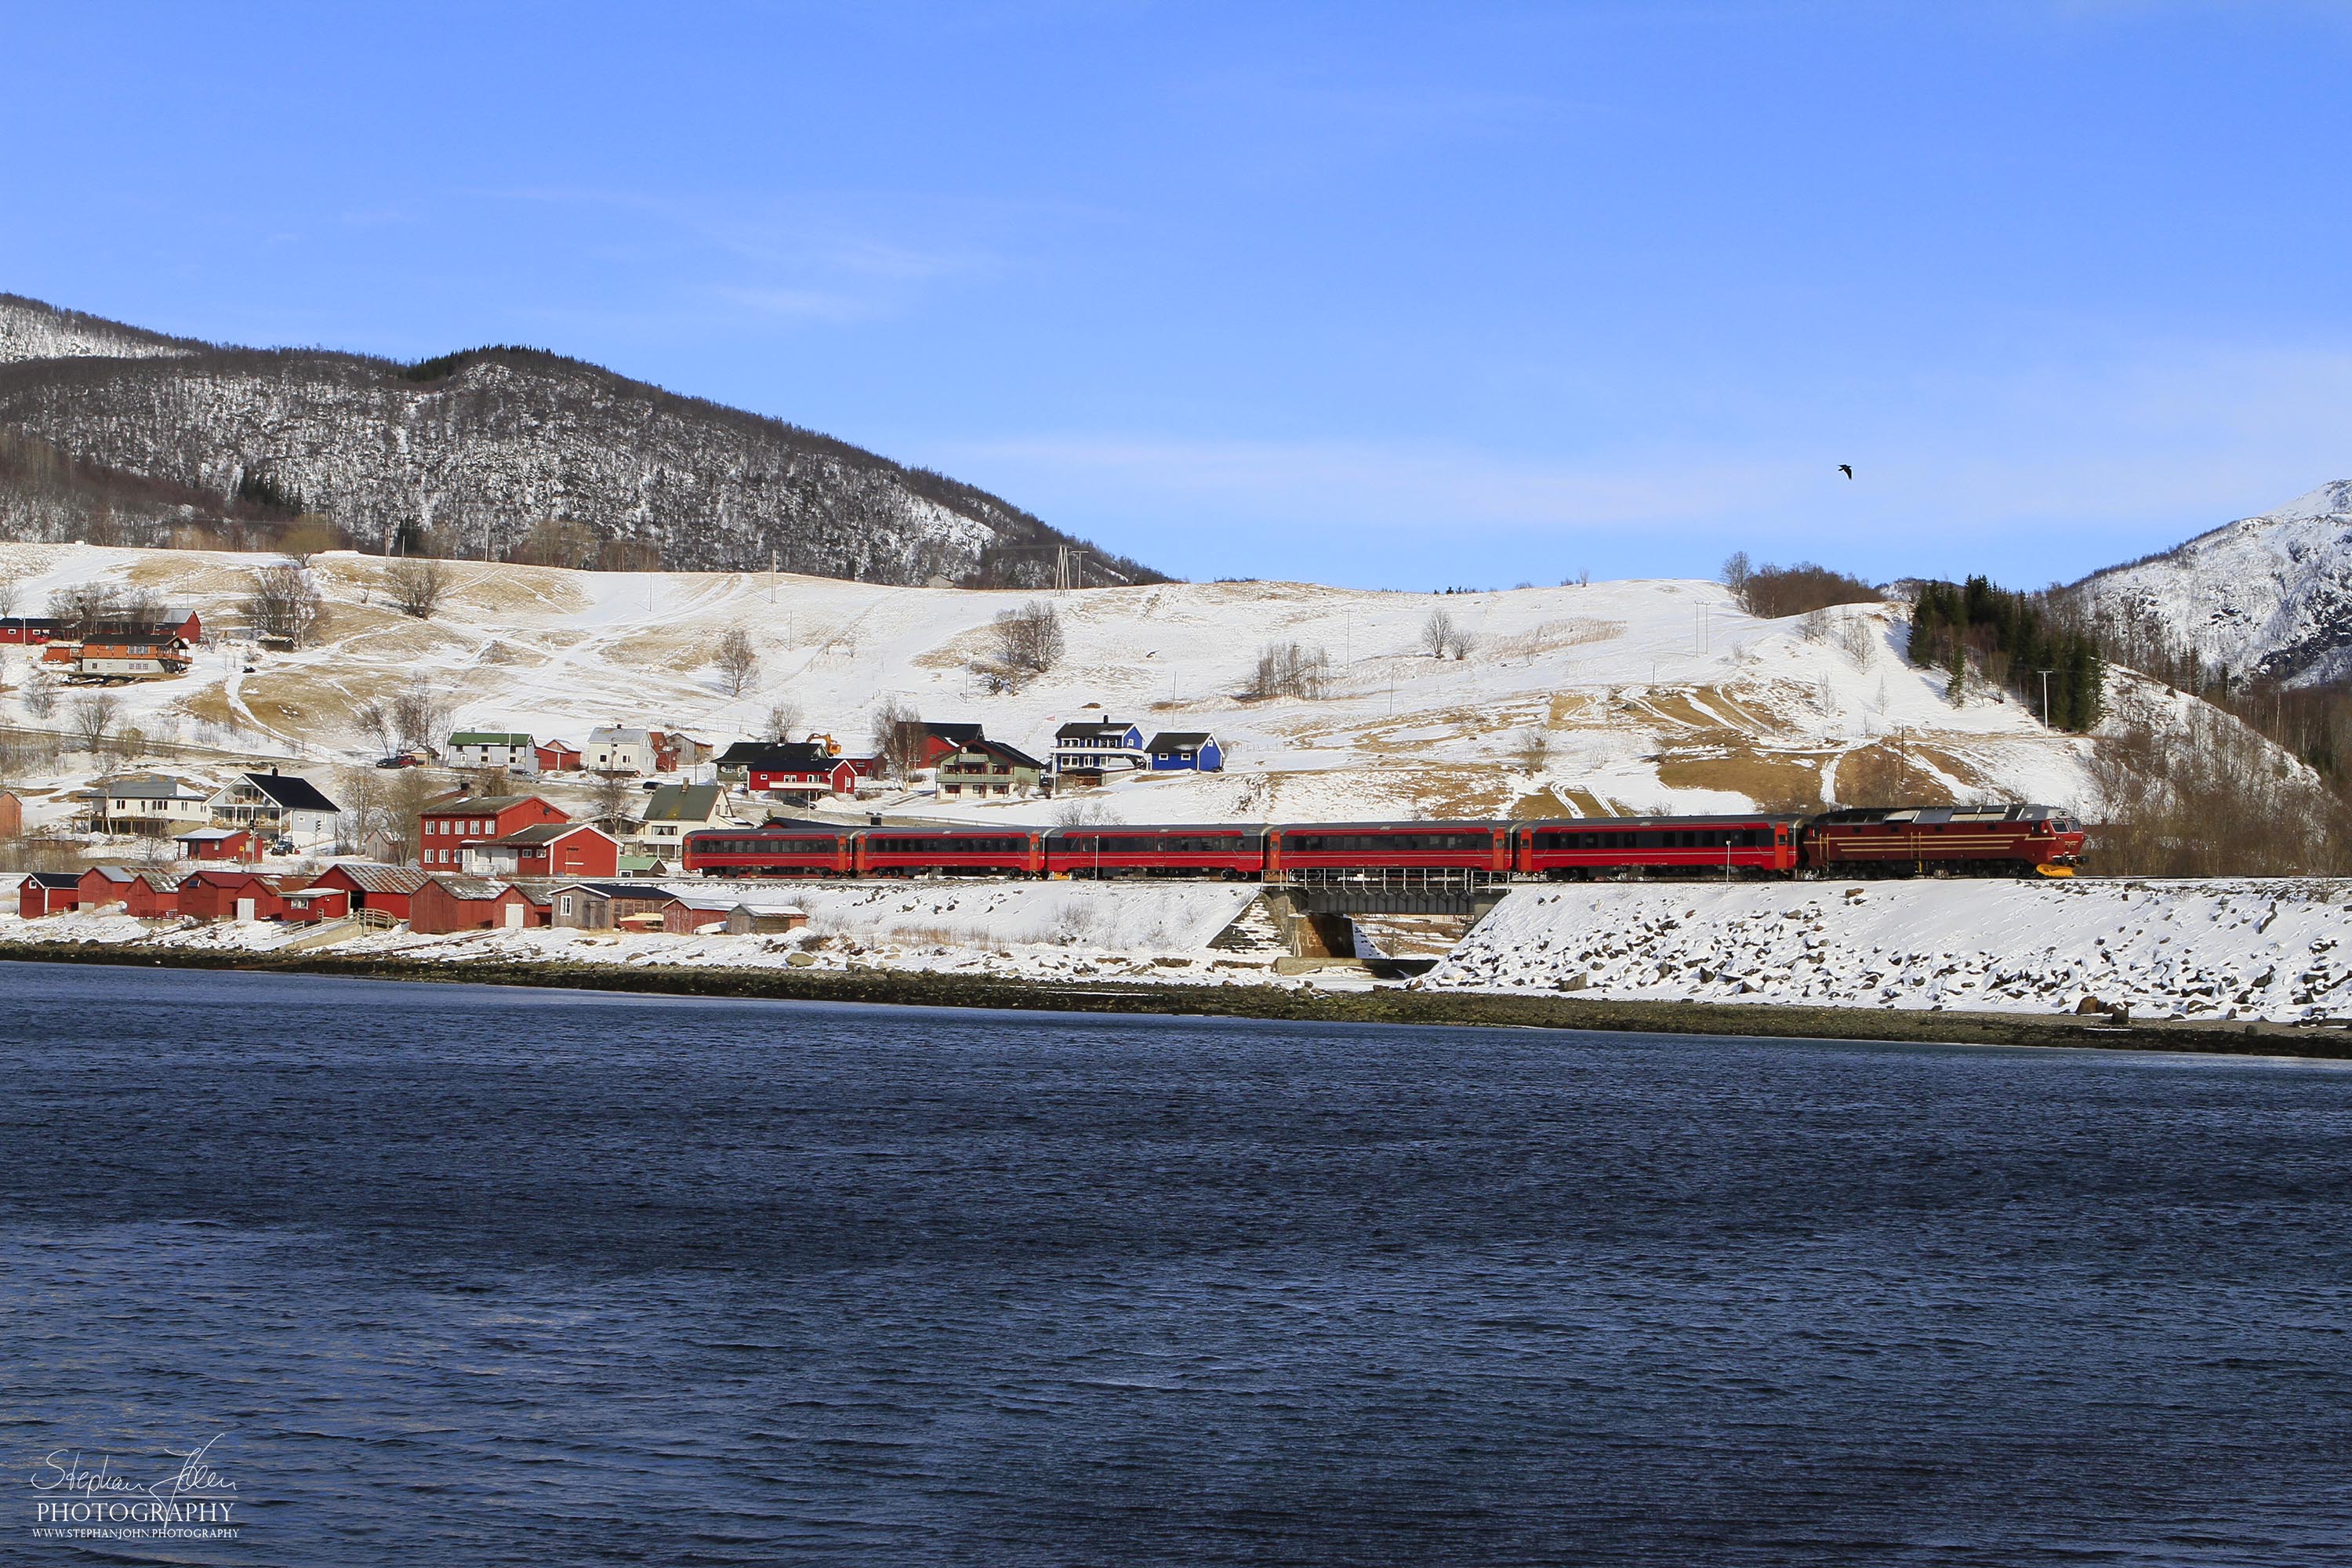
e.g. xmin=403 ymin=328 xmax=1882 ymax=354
xmin=1428 ymin=878 xmax=2352 ymax=1023
xmin=0 ymin=539 xmax=2101 ymax=825
xmin=5 ymin=873 xmax=2350 ymax=1023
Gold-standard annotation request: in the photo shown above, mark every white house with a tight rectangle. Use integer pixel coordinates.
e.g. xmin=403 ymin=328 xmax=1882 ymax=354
xmin=88 ymin=774 xmax=216 ymax=837
xmin=206 ymin=769 xmax=341 ymax=845
xmin=445 ymin=729 xmax=539 ymax=773
xmin=634 ymin=782 xmax=736 ymax=852
xmin=586 ymin=726 xmax=659 ymax=775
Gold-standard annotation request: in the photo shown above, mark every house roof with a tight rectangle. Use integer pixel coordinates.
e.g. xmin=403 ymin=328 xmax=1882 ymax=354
xmin=537 ymin=738 xmax=581 ymax=753
xmin=85 ymin=866 xmax=137 ymax=883
xmin=546 ymin=880 xmax=668 ymax=901
xmin=1054 ymin=720 xmax=1138 ymax=740
xmin=485 ymin=822 xmax=612 ymax=848
xmin=587 ymin=726 xmax=653 ymax=746
xmin=27 ymin=871 xmax=82 ymax=889
xmin=425 ymin=874 xmax=513 ymax=900
xmin=1147 ymin=731 xmax=1217 ymax=749
xmin=238 ymin=771 xmax=339 ymax=812
xmin=175 ymin=826 xmax=249 ymax=841
xmin=137 ymin=870 xmax=186 ymax=891
xmin=641 ymin=784 xmax=727 ymax=822
xmin=946 ymin=738 xmax=1045 ymax=771
xmin=449 ymin=731 xmax=532 ymax=747
xmin=728 ymin=741 xmax=848 ymax=773
xmin=312 ymin=862 xmax=430 ymax=895
xmin=97 ymin=775 xmax=209 ymax=800
xmin=424 ymin=794 xmax=549 ymax=815
xmin=891 ymin=718 xmax=983 ymax=746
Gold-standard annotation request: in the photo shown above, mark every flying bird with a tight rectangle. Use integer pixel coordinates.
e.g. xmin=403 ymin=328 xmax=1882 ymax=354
xmin=1838 ymin=464 xmax=1853 ymax=480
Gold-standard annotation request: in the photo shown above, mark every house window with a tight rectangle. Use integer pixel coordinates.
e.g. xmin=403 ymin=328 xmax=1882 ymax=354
xmin=560 ymin=895 xmax=574 ymax=916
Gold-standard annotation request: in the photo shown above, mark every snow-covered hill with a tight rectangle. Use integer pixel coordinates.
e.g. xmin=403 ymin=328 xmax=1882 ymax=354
xmin=0 ymin=542 xmax=2105 ymax=823
xmin=2070 ymin=481 xmax=2352 ymax=686
xmin=0 ymin=293 xmax=195 ymax=365
xmin=0 ymin=295 xmax=1151 ymax=587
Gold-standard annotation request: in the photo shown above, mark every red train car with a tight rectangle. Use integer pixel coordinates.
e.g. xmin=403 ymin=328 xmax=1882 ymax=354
xmin=1047 ymin=826 xmax=1266 ymax=879
xmin=682 ymin=824 xmax=856 ymax=878
xmin=1800 ymin=805 xmax=2084 ymax=877
xmin=853 ymin=827 xmax=1047 ymax=878
xmin=1265 ymin=822 xmax=1510 ymax=881
xmin=1515 ymin=815 xmax=1802 ymax=879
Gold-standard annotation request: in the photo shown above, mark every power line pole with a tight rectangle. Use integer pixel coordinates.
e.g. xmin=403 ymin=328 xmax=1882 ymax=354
xmin=2036 ymin=668 xmax=2053 ymax=728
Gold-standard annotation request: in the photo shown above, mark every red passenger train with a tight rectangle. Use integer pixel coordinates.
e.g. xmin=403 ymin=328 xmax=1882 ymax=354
xmin=683 ymin=804 xmax=2085 ymax=883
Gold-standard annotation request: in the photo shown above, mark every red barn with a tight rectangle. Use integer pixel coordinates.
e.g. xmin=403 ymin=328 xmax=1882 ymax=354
xmin=303 ymin=863 xmax=430 ymax=922
xmin=176 ymin=827 xmax=260 ymax=863
xmin=411 ymin=875 xmax=539 ymax=933
xmin=179 ymin=869 xmax=286 ymax=923
xmin=418 ymin=794 xmax=569 ymax=871
xmin=18 ymin=872 xmax=82 ymax=916
xmin=535 ymin=739 xmax=583 ymax=774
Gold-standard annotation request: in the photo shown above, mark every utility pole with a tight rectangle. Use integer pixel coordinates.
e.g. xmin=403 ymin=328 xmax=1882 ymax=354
xmin=2036 ymin=668 xmax=2053 ymax=728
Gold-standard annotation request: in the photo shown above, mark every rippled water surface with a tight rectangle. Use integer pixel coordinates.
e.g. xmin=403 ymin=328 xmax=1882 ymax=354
xmin=5 ymin=960 xmax=2352 ymax=1566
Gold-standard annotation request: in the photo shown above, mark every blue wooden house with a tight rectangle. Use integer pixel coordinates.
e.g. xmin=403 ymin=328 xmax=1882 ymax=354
xmin=1146 ymin=731 xmax=1224 ymax=773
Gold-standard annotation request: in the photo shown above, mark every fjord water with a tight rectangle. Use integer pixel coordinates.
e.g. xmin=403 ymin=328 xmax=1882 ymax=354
xmin=5 ymin=964 xmax=2350 ymax=1566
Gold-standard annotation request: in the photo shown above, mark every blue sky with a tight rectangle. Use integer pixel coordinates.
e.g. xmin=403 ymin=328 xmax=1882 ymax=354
xmin=5 ymin=2 xmax=2350 ymax=588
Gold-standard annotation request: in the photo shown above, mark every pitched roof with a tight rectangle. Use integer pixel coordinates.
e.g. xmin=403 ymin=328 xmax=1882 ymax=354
xmin=891 ymin=718 xmax=983 ymax=745
xmin=27 ymin=871 xmax=82 ymax=888
xmin=1055 ymin=720 xmax=1138 ymax=740
xmin=425 ymin=875 xmax=512 ymax=900
xmin=238 ymin=771 xmax=339 ymax=812
xmin=587 ymin=726 xmax=653 ymax=746
xmin=97 ymin=776 xmax=211 ymax=800
xmin=1147 ymin=731 xmax=1216 ymax=749
xmin=449 ymin=731 xmax=533 ymax=747
xmin=544 ymin=880 xmax=663 ymax=900
xmin=641 ymin=783 xmax=727 ymax=822
xmin=424 ymin=794 xmax=547 ymax=815
xmin=727 ymin=741 xmax=845 ymax=772
xmin=175 ymin=826 xmax=249 ymax=841
xmin=312 ymin=862 xmax=430 ymax=895
xmin=485 ymin=822 xmax=612 ymax=847
xmin=946 ymin=738 xmax=1045 ymax=770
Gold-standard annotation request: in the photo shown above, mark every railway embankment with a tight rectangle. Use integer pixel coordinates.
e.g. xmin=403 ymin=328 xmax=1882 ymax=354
xmin=5 ymin=874 xmax=2352 ymax=1046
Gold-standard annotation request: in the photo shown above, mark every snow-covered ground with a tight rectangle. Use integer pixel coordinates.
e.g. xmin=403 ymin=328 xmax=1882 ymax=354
xmin=0 ymin=540 xmax=2102 ymax=824
xmin=7 ymin=872 xmax=2350 ymax=1024
xmin=1428 ymin=878 xmax=2352 ymax=1023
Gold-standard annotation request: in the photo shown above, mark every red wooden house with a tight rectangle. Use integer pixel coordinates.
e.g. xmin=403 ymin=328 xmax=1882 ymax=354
xmin=418 ymin=794 xmax=569 ymax=871
xmin=534 ymin=739 xmax=583 ymax=774
xmin=303 ymin=863 xmax=430 ymax=922
xmin=410 ymin=875 xmax=543 ymax=934
xmin=18 ymin=872 xmax=82 ymax=916
xmin=74 ymin=866 xmax=184 ymax=917
xmin=463 ymin=822 xmax=619 ymax=881
xmin=178 ymin=869 xmax=284 ymax=923
xmin=176 ymin=827 xmax=260 ymax=863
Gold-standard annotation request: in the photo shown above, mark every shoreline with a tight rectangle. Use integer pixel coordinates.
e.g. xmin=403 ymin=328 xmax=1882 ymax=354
xmin=9 ymin=941 xmax=2351 ymax=1059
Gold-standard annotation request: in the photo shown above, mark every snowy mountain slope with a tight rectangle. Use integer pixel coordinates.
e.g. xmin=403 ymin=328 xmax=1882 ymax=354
xmin=2069 ymin=481 xmax=2352 ymax=686
xmin=0 ymin=542 xmax=2103 ymax=822
xmin=0 ymin=295 xmax=1152 ymax=587
xmin=0 ymin=295 xmax=198 ymax=365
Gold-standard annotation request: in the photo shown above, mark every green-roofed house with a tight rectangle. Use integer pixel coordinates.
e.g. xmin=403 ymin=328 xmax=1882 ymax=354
xmin=446 ymin=729 xmax=539 ymax=774
xmin=635 ymin=782 xmax=736 ymax=855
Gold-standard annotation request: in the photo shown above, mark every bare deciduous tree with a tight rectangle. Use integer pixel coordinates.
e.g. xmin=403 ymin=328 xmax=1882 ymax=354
xmin=19 ymin=665 xmax=58 ymax=719
xmin=353 ymin=697 xmax=399 ymax=759
xmin=0 ymin=574 xmax=17 ymax=618
xmin=244 ymin=563 xmax=325 ymax=648
xmin=49 ymin=582 xmax=120 ymax=637
xmin=387 ymin=677 xmax=449 ymax=754
xmin=1245 ymin=641 xmax=1331 ymax=699
xmin=870 ymin=695 xmax=924 ymax=779
xmin=1422 ymin=607 xmax=1457 ymax=659
xmin=1515 ymin=729 xmax=1552 ymax=772
xmin=980 ymin=600 xmax=1064 ymax=690
xmin=715 ymin=626 xmax=760 ymax=696
xmin=385 ymin=556 xmax=450 ymax=619
xmin=588 ymin=768 xmax=634 ymax=829
xmin=764 ymin=696 xmax=804 ymax=742
xmin=67 ymin=691 xmax=120 ymax=754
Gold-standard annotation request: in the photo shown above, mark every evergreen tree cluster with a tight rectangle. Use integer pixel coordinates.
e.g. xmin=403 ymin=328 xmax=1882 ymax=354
xmin=1909 ymin=575 xmax=2103 ymax=731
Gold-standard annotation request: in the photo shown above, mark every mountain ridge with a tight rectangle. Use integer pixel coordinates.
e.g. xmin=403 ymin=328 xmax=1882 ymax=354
xmin=0 ymin=293 xmax=1159 ymax=588
xmin=2066 ymin=481 xmax=2352 ymax=688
